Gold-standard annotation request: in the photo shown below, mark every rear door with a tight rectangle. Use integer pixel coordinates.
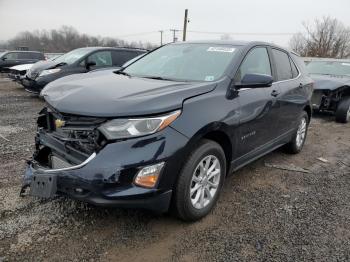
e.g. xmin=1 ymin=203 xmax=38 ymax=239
xmin=234 ymin=46 xmax=282 ymax=158
xmin=270 ymin=48 xmax=304 ymax=133
xmin=18 ymin=52 xmax=40 ymax=64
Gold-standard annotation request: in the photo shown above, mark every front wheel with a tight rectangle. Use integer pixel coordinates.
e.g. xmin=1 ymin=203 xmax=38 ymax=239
xmin=173 ymin=139 xmax=226 ymax=221
xmin=335 ymin=97 xmax=350 ymax=123
xmin=285 ymin=111 xmax=309 ymax=154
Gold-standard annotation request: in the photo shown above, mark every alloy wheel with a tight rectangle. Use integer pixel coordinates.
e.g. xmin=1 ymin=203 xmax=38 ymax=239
xmin=296 ymin=117 xmax=307 ymax=148
xmin=190 ymin=155 xmax=221 ymax=209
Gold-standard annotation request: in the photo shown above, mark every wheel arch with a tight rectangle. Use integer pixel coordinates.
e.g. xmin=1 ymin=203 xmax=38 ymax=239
xmin=303 ymin=104 xmax=312 ymax=123
xmin=183 ymin=123 xmax=234 ymax=175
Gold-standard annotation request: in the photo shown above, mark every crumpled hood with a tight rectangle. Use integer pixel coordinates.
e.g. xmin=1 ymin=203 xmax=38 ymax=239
xmin=41 ymin=70 xmax=217 ymax=117
xmin=27 ymin=60 xmax=64 ymax=78
xmin=311 ymin=74 xmax=350 ymax=90
xmin=10 ymin=63 xmax=34 ymax=71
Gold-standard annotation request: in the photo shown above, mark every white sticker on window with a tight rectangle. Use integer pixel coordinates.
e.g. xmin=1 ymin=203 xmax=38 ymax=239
xmin=205 ymin=76 xmax=215 ymax=81
xmin=341 ymin=63 xmax=350 ymax=66
xmin=207 ymin=47 xmax=235 ymax=53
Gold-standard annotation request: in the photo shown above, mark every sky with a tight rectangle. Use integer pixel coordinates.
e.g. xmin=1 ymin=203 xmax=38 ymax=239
xmin=0 ymin=0 xmax=350 ymax=47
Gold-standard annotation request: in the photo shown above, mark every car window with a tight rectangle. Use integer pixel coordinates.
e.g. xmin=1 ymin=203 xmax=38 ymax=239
xmin=272 ymin=49 xmax=293 ymax=81
xmin=124 ymin=43 xmax=239 ymax=82
xmin=235 ymin=47 xmax=271 ymax=82
xmin=87 ymin=51 xmax=113 ymax=67
xmin=112 ymin=51 xmax=142 ymax=66
xmin=17 ymin=52 xmax=38 ymax=59
xmin=55 ymin=48 xmax=92 ymax=65
xmin=4 ymin=52 xmax=19 ymax=60
xmin=31 ymin=52 xmax=44 ymax=60
xmin=290 ymin=57 xmax=299 ymax=78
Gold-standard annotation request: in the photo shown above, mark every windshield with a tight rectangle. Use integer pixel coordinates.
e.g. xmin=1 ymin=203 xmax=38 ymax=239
xmin=124 ymin=43 xmax=239 ymax=81
xmin=54 ymin=48 xmax=91 ymax=65
xmin=122 ymin=54 xmax=146 ymax=67
xmin=306 ymin=61 xmax=350 ymax=77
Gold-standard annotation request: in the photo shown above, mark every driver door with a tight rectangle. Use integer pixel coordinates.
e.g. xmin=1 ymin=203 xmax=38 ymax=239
xmin=85 ymin=51 xmax=113 ymax=71
xmin=234 ymin=47 xmax=282 ymax=161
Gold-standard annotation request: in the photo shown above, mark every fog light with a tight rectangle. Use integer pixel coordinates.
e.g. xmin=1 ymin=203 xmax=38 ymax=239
xmin=134 ymin=162 xmax=165 ymax=188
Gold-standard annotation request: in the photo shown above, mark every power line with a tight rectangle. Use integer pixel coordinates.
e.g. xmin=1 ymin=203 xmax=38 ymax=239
xmin=115 ymin=31 xmax=159 ymax=38
xmin=187 ymin=30 xmax=297 ymax=36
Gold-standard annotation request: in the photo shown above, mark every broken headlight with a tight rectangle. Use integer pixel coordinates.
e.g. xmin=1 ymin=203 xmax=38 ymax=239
xmin=98 ymin=110 xmax=181 ymax=140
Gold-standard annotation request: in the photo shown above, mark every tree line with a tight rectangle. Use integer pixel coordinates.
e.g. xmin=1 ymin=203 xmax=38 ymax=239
xmin=0 ymin=26 xmax=157 ymax=53
xmin=1 ymin=17 xmax=349 ymax=58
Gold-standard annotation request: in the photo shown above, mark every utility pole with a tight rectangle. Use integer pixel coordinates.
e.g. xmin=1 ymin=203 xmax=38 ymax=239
xmin=159 ymin=30 xmax=164 ymax=45
xmin=170 ymin=29 xmax=180 ymax=42
xmin=182 ymin=9 xmax=189 ymax=41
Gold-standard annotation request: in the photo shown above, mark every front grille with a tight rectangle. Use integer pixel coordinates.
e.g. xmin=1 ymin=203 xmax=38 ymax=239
xmin=37 ymin=106 xmax=108 ymax=156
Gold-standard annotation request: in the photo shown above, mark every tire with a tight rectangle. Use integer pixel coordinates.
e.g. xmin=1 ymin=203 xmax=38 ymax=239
xmin=285 ymin=111 xmax=309 ymax=154
xmin=335 ymin=97 xmax=350 ymax=123
xmin=173 ymin=139 xmax=226 ymax=221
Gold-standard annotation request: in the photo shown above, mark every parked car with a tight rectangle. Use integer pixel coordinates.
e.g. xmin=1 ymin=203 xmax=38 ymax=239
xmin=307 ymin=59 xmax=350 ymax=123
xmin=0 ymin=51 xmax=45 ymax=72
xmin=8 ymin=53 xmax=63 ymax=84
xmin=22 ymin=41 xmax=313 ymax=221
xmin=7 ymin=63 xmax=34 ymax=82
xmin=22 ymin=47 xmax=147 ymax=94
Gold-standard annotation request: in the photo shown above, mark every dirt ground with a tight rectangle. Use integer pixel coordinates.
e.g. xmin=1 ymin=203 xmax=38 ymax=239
xmin=0 ymin=78 xmax=349 ymax=262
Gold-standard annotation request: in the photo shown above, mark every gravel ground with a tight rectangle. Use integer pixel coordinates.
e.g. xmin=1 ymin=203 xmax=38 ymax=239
xmin=0 ymin=78 xmax=349 ymax=262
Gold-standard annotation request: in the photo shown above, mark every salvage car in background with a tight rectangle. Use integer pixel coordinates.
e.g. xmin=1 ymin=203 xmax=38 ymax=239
xmin=8 ymin=54 xmax=63 ymax=84
xmin=7 ymin=63 xmax=34 ymax=83
xmin=0 ymin=51 xmax=45 ymax=72
xmin=23 ymin=47 xmax=147 ymax=94
xmin=23 ymin=41 xmax=313 ymax=221
xmin=307 ymin=59 xmax=350 ymax=123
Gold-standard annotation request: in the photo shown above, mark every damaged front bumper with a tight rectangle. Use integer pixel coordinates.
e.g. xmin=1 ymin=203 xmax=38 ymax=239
xmin=22 ymin=124 xmax=189 ymax=213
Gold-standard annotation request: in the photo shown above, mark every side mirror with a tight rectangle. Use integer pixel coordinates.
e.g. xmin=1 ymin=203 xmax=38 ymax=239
xmin=235 ymin=73 xmax=273 ymax=89
xmin=86 ymin=61 xmax=96 ymax=70
xmin=2 ymin=57 xmax=7 ymax=61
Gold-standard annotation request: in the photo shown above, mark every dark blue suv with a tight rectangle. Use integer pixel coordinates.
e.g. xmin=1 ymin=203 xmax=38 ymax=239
xmin=22 ymin=41 xmax=313 ymax=221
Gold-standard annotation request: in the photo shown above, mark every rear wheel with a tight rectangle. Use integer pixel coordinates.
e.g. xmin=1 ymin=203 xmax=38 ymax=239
xmin=335 ymin=97 xmax=350 ymax=123
xmin=173 ymin=139 xmax=226 ymax=221
xmin=285 ymin=111 xmax=309 ymax=154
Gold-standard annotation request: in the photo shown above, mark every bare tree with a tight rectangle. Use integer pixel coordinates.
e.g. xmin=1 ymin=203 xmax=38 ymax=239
xmin=289 ymin=16 xmax=350 ymax=58
xmin=1 ymin=26 xmax=157 ymax=52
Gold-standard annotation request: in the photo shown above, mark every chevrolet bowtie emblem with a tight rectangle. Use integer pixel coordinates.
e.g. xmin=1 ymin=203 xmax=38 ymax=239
xmin=55 ymin=119 xmax=66 ymax=128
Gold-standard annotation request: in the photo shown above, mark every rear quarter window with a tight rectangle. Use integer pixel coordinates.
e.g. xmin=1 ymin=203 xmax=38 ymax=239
xmin=112 ymin=51 xmax=143 ymax=66
xmin=291 ymin=53 xmax=308 ymax=75
xmin=272 ymin=49 xmax=293 ymax=81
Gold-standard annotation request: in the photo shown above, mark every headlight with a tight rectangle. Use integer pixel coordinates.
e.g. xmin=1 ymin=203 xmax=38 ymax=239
xmin=39 ymin=68 xmax=61 ymax=77
xmin=98 ymin=110 xmax=181 ymax=140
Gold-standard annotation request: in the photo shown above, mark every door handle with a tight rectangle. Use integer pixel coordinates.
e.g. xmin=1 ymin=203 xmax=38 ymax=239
xmin=271 ymin=90 xmax=280 ymax=97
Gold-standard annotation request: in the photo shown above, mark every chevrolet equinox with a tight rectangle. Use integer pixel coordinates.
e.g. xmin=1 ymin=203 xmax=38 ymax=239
xmin=22 ymin=41 xmax=313 ymax=221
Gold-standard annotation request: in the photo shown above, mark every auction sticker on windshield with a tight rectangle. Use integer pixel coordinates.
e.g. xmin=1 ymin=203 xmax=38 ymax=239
xmin=207 ymin=47 xmax=236 ymax=53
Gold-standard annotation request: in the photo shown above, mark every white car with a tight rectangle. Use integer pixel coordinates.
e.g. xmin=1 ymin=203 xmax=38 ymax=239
xmin=8 ymin=63 xmax=34 ymax=82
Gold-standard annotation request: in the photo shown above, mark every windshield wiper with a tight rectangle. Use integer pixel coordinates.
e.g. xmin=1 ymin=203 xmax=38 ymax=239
xmin=114 ymin=70 xmax=131 ymax=77
xmin=142 ymin=76 xmax=175 ymax=81
xmin=54 ymin=62 xmax=67 ymax=68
